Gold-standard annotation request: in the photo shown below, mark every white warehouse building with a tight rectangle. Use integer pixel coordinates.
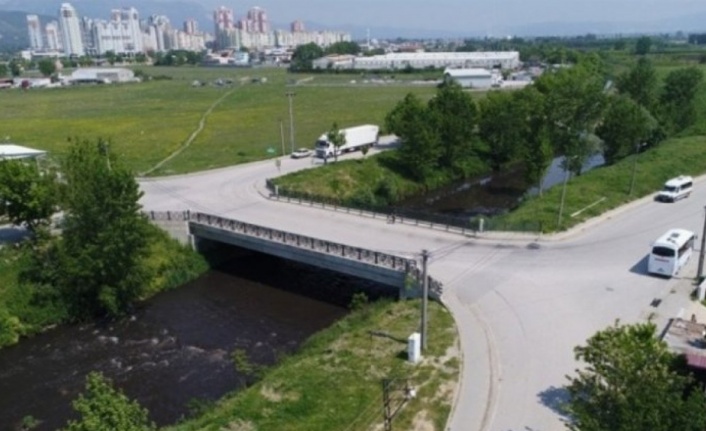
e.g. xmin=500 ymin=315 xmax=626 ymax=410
xmin=324 ymin=51 xmax=521 ymax=71
xmin=68 ymin=68 xmax=137 ymax=84
xmin=444 ymin=68 xmax=500 ymax=89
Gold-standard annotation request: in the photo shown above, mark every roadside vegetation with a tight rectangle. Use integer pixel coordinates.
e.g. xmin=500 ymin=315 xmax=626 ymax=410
xmin=564 ymin=321 xmax=706 ymax=431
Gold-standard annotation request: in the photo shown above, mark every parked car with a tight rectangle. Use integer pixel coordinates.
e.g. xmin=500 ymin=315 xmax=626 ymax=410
xmin=291 ymin=148 xmax=312 ymax=159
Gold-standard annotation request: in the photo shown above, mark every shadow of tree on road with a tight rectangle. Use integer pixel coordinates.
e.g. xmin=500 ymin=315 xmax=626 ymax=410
xmin=537 ymin=385 xmax=571 ymax=420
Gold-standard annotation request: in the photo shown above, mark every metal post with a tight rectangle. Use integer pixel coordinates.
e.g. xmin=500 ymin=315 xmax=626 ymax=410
xmin=286 ymin=91 xmax=296 ymax=154
xmin=629 ymin=142 xmax=641 ymax=196
xmin=279 ymin=119 xmax=286 ymax=156
xmin=557 ymin=166 xmax=570 ymax=229
xmin=421 ymin=249 xmax=429 ymax=352
xmin=698 ymin=205 xmax=706 ymax=279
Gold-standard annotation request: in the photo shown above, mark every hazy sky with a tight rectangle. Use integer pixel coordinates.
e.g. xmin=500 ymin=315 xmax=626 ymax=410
xmin=187 ymin=0 xmax=706 ymax=33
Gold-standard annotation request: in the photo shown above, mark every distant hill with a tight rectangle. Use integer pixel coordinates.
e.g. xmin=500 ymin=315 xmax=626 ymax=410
xmin=0 ymin=10 xmax=31 ymax=52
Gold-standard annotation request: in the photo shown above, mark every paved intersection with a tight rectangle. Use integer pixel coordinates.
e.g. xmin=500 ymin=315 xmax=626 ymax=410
xmin=140 ymin=151 xmax=704 ymax=431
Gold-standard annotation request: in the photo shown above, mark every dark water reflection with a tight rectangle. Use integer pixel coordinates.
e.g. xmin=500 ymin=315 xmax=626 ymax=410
xmin=0 ymin=251 xmax=390 ymax=430
xmin=398 ymin=154 xmax=605 ymax=219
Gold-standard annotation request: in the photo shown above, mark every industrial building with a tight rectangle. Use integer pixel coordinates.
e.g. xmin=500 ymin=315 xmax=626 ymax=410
xmin=67 ymin=68 xmax=137 ymax=84
xmin=313 ymin=51 xmax=521 ymax=71
xmin=443 ymin=68 xmax=498 ymax=89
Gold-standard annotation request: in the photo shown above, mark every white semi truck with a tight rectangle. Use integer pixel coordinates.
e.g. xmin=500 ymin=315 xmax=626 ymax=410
xmin=314 ymin=124 xmax=379 ymax=158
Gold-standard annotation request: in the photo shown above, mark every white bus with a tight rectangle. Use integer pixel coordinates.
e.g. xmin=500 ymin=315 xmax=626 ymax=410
xmin=647 ymin=228 xmax=695 ymax=277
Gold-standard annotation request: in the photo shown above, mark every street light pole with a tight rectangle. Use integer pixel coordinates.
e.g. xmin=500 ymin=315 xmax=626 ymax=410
xmin=279 ymin=119 xmax=285 ymax=156
xmin=557 ymin=166 xmax=570 ymax=229
xmin=285 ymin=91 xmax=296 ymax=154
xmin=698 ymin=205 xmax=706 ymax=279
xmin=420 ymin=249 xmax=429 ymax=352
xmin=629 ymin=142 xmax=642 ymax=197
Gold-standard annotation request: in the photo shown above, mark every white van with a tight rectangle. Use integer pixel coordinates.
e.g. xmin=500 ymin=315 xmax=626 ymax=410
xmin=656 ymin=175 xmax=693 ymax=202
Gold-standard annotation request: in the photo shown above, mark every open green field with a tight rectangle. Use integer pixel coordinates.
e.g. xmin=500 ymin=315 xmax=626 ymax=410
xmin=1 ymin=66 xmax=438 ymax=175
xmin=168 ymin=298 xmax=458 ymax=431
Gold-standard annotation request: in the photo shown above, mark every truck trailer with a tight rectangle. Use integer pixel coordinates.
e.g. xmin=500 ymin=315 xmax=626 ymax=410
xmin=314 ymin=124 xmax=379 ymax=158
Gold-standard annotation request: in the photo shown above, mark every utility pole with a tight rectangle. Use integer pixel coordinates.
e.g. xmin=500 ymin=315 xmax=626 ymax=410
xmin=698 ymin=205 xmax=706 ymax=279
xmin=420 ymin=249 xmax=429 ymax=352
xmin=285 ymin=91 xmax=296 ymax=153
xmin=279 ymin=118 xmax=285 ymax=156
xmin=629 ymin=142 xmax=641 ymax=196
xmin=557 ymin=167 xmax=570 ymax=229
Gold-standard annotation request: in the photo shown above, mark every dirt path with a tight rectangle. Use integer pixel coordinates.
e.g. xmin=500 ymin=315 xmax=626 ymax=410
xmin=140 ymin=87 xmax=237 ymax=176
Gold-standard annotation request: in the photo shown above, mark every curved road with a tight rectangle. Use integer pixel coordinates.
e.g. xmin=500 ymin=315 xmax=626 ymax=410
xmin=140 ymin=145 xmax=704 ymax=431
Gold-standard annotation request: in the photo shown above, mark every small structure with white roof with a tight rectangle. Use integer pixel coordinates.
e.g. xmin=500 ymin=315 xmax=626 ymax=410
xmin=0 ymin=144 xmax=47 ymax=160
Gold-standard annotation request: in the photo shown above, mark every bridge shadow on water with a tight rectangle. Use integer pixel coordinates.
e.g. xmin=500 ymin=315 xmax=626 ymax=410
xmin=208 ymin=242 xmax=399 ymax=308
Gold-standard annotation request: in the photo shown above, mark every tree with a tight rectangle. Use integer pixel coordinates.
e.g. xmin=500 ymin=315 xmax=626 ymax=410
xmin=385 ymin=93 xmax=441 ymax=183
xmin=325 ymin=41 xmax=361 ymax=56
xmin=658 ymin=67 xmax=704 ymax=134
xmin=427 ymin=81 xmax=478 ymax=174
xmin=104 ymin=50 xmax=117 ymax=66
xmin=290 ymin=42 xmax=324 ymax=72
xmin=37 ymin=59 xmax=57 ymax=77
xmin=514 ymin=86 xmax=554 ymax=196
xmin=535 ymin=63 xmax=607 ymax=175
xmin=9 ymin=59 xmax=23 ymax=77
xmin=616 ymin=57 xmax=658 ymax=110
xmin=0 ymin=159 xmax=58 ymax=233
xmin=0 ymin=63 xmax=8 ymax=77
xmin=635 ymin=36 xmax=652 ymax=55
xmin=64 ymin=372 xmax=155 ymax=431
xmin=478 ymin=90 xmax=522 ymax=171
xmin=596 ymin=95 xmax=653 ymax=165
xmin=326 ymin=122 xmax=346 ymax=163
xmin=45 ymin=139 xmax=152 ymax=319
xmin=565 ymin=321 xmax=706 ymax=431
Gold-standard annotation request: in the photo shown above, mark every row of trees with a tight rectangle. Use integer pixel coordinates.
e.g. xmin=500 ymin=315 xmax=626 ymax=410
xmin=384 ymin=54 xmax=703 ymax=191
xmin=0 ymin=139 xmax=152 ymax=320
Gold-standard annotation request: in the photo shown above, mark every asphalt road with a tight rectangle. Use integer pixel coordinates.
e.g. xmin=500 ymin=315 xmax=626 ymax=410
xmin=139 ymin=145 xmax=704 ymax=431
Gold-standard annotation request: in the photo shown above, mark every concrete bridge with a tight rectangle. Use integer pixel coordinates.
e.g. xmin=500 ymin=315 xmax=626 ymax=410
xmin=146 ymin=210 xmax=443 ymax=300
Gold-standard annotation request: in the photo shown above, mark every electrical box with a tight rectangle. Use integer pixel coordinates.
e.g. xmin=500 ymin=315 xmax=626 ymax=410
xmin=408 ymin=332 xmax=421 ymax=364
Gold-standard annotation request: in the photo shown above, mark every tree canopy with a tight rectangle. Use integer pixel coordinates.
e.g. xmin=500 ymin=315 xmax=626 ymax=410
xmin=616 ymin=57 xmax=658 ymax=110
xmin=597 ymin=95 xmax=654 ymax=165
xmin=565 ymin=321 xmax=706 ymax=431
xmin=658 ymin=66 xmax=704 ymax=134
xmin=290 ymin=43 xmax=324 ymax=72
xmin=0 ymin=159 xmax=57 ymax=233
xmin=64 ymin=372 xmax=155 ymax=431
xmin=26 ymin=139 xmax=152 ymax=320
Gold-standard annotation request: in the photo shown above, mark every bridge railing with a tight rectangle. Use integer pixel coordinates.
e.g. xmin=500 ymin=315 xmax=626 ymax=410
xmin=188 ymin=211 xmax=443 ymax=299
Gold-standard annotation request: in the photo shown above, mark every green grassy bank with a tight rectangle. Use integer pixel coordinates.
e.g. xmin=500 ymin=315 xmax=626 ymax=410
xmin=167 ymin=298 xmax=459 ymax=431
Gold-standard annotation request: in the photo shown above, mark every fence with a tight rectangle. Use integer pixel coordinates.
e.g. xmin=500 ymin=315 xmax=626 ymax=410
xmin=265 ymin=180 xmax=541 ymax=235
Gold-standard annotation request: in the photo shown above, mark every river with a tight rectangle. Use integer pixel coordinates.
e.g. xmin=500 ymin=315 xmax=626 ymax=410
xmin=0 ymin=250 xmax=391 ymax=430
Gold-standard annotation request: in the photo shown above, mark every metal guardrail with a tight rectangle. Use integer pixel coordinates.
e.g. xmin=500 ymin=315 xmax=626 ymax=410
xmin=188 ymin=210 xmax=443 ymax=298
xmin=265 ymin=180 xmax=541 ymax=235
xmin=144 ymin=210 xmax=190 ymax=222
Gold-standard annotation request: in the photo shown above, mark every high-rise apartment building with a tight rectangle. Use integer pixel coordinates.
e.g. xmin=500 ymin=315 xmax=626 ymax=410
xmin=59 ymin=3 xmax=85 ymax=56
xmin=184 ymin=19 xmax=198 ymax=34
xmin=27 ymin=15 xmax=44 ymax=50
xmin=45 ymin=21 xmax=63 ymax=51
xmin=91 ymin=7 xmax=143 ymax=55
xmin=290 ymin=20 xmax=305 ymax=33
xmin=247 ymin=7 xmax=269 ymax=33
xmin=214 ymin=6 xmax=234 ymax=32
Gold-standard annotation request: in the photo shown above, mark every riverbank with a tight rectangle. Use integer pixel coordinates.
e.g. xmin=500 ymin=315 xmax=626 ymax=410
xmin=0 ymin=224 xmax=209 ymax=349
xmin=168 ymin=298 xmax=459 ymax=431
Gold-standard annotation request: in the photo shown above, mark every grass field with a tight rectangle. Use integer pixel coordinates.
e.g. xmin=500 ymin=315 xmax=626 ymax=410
xmin=168 ymin=298 xmax=458 ymax=431
xmin=1 ymin=66 xmax=438 ymax=175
